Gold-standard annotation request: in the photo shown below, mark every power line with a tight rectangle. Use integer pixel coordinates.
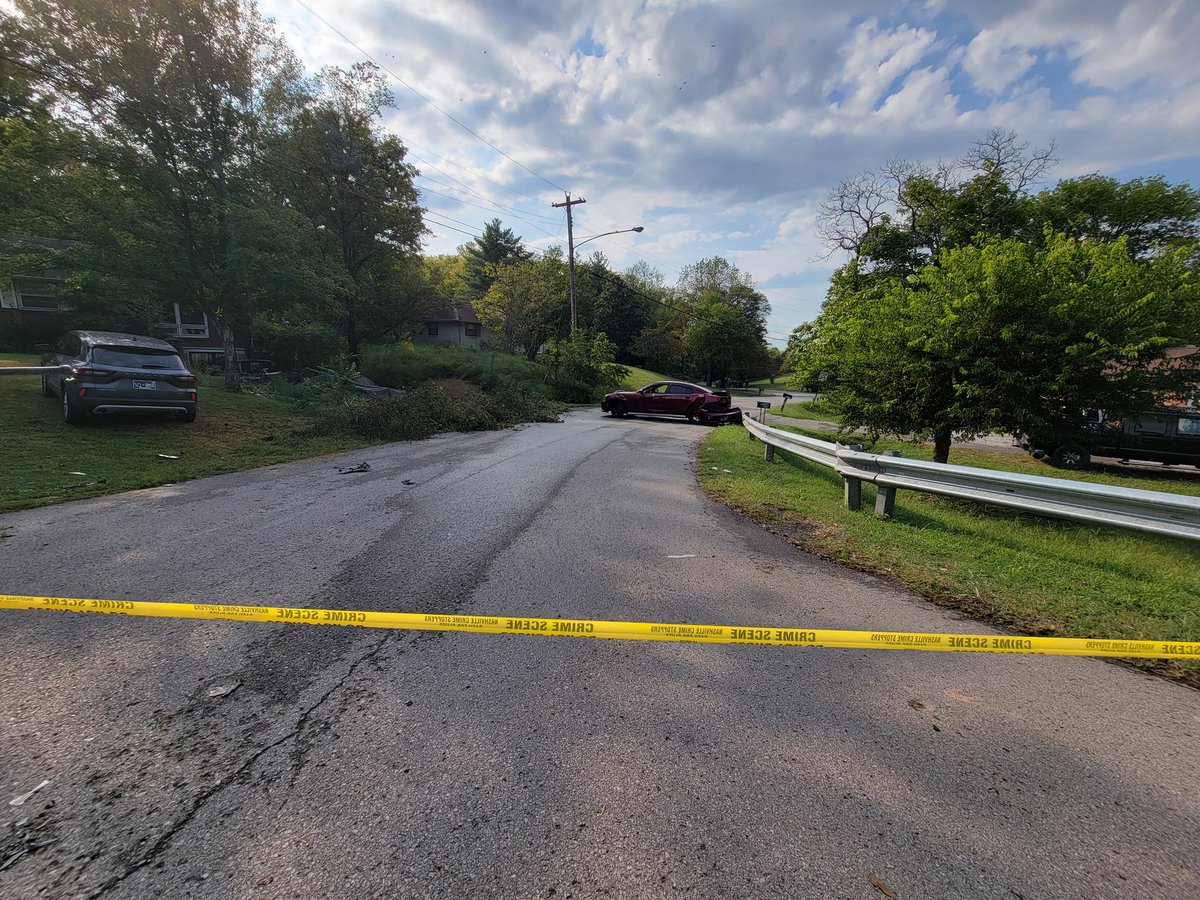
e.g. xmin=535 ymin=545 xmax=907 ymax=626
xmin=410 ymin=161 xmax=561 ymax=224
xmin=417 ymin=173 xmax=560 ymax=225
xmin=403 ymin=138 xmax=552 ymax=206
xmin=416 ymin=182 xmax=560 ymax=238
xmin=291 ymin=0 xmax=567 ymax=193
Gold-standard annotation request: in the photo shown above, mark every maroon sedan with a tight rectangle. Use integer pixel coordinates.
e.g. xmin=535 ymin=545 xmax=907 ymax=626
xmin=601 ymin=381 xmax=743 ymax=424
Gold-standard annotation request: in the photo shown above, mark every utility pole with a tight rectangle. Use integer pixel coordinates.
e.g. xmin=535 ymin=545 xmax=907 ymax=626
xmin=551 ymin=192 xmax=586 ymax=332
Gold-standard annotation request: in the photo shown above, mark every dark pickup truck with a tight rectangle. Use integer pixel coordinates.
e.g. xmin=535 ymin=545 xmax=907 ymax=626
xmin=1023 ymin=409 xmax=1200 ymax=469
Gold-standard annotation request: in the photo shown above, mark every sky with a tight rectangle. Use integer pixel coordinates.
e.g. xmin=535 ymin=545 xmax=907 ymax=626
xmin=261 ymin=0 xmax=1200 ymax=345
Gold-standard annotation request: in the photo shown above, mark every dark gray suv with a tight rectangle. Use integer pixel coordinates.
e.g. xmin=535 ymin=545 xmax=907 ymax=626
xmin=42 ymin=331 xmax=198 ymax=424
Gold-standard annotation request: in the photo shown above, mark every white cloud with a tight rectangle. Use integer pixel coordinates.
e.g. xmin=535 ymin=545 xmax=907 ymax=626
xmin=962 ymin=28 xmax=1037 ymax=93
xmin=258 ymin=0 xmax=1199 ymax=332
xmin=830 ymin=18 xmax=939 ymax=114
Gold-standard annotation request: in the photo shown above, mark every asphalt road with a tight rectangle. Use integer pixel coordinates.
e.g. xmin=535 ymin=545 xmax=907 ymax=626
xmin=2 ymin=409 xmax=1198 ymax=899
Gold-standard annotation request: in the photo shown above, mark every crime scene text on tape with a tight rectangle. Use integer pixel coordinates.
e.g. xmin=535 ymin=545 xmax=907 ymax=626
xmin=2 ymin=594 xmax=1198 ymax=659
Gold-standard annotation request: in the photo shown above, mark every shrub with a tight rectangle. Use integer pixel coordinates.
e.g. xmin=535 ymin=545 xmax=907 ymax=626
xmin=310 ymin=378 xmax=564 ymax=442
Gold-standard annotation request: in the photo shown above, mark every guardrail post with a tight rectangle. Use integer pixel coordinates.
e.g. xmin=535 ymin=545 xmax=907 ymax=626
xmin=874 ymin=450 xmax=901 ymax=518
xmin=843 ymin=444 xmax=863 ymax=510
xmin=763 ymin=443 xmax=775 ymax=463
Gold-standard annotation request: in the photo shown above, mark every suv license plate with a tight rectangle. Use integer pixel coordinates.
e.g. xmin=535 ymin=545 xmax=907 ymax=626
xmin=132 ymin=380 xmax=157 ymax=390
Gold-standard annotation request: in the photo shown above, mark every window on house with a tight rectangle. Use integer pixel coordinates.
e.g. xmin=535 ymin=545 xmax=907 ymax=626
xmin=427 ymin=324 xmax=439 ymax=336
xmin=17 ymin=293 xmax=59 ymax=311
xmin=465 ymin=322 xmax=481 ymax=337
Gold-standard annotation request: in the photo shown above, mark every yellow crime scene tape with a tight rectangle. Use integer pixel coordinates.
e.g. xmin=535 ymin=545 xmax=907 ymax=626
xmin=2 ymin=594 xmax=1198 ymax=659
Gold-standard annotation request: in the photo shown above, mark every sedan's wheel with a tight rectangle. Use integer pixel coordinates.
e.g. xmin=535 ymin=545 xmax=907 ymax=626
xmin=1050 ymin=443 xmax=1090 ymax=470
xmin=63 ymin=386 xmax=84 ymax=425
xmin=685 ymin=401 xmax=703 ymax=423
xmin=610 ymin=400 xmax=626 ymax=418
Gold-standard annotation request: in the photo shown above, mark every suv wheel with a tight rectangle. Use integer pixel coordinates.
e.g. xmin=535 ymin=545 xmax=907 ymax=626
xmin=63 ymin=387 xmax=84 ymax=425
xmin=1050 ymin=443 xmax=1090 ymax=470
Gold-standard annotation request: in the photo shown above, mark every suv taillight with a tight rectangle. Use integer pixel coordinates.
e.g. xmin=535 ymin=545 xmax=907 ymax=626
xmin=176 ymin=373 xmax=197 ymax=385
xmin=71 ymin=366 xmax=117 ymax=379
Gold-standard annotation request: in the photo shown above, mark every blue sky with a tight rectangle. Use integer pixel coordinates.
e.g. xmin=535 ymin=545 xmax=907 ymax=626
xmin=266 ymin=0 xmax=1199 ymax=345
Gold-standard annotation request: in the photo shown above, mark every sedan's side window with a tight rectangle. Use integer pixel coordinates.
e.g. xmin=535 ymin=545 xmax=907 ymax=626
xmin=666 ymin=384 xmax=693 ymax=395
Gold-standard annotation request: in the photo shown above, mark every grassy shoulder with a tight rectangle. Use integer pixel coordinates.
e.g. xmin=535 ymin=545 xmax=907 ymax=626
xmin=697 ymin=423 xmax=1200 ymax=686
xmin=1 ymin=355 xmax=371 ymax=512
xmin=2 ymin=343 xmax=568 ymax=513
xmin=618 ymin=365 xmax=672 ymax=391
xmin=759 ymin=397 xmax=842 ymax=423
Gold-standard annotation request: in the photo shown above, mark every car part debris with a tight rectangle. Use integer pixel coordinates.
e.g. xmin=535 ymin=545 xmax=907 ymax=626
xmin=206 ymin=680 xmax=241 ymax=699
xmin=337 ymin=462 xmax=371 ymax=474
xmin=64 ymin=479 xmax=105 ymax=490
xmin=157 ymin=454 xmax=180 ymax=460
xmin=9 ymin=779 xmax=50 ymax=807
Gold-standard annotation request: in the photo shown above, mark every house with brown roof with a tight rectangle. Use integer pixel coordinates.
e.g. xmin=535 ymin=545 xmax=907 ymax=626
xmin=414 ymin=303 xmax=492 ymax=348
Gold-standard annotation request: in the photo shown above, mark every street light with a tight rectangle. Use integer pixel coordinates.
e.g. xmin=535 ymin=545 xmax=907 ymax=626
xmin=568 ymin=226 xmax=645 ymax=332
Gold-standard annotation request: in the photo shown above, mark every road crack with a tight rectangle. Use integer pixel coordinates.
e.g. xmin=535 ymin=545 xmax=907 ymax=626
xmin=87 ymin=631 xmax=397 ymax=898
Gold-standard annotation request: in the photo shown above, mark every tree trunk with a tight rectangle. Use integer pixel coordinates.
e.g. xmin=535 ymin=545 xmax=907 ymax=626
xmin=932 ymin=426 xmax=953 ymax=464
xmin=220 ymin=317 xmax=240 ymax=391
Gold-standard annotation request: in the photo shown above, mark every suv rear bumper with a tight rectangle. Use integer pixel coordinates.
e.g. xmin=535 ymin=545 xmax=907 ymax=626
xmin=86 ymin=402 xmax=194 ymax=415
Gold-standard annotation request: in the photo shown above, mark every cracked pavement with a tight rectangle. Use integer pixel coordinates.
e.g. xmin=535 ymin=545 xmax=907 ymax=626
xmin=1 ymin=409 xmax=1198 ymax=898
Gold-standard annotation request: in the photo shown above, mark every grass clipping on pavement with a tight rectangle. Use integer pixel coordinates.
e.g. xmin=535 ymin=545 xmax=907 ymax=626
xmin=697 ymin=424 xmax=1200 ymax=687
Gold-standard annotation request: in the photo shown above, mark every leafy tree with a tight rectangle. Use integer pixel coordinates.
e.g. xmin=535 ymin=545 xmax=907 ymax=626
xmin=793 ymin=235 xmax=1199 ymax=463
xmin=266 ymin=62 xmax=428 ymax=354
xmin=461 ymin=218 xmax=529 ymax=299
xmin=474 ymin=248 xmax=566 ymax=359
xmin=8 ymin=0 xmax=307 ymax=388
xmin=1027 ymin=175 xmax=1200 ymax=258
xmin=541 ymin=330 xmax=627 ymax=402
xmin=685 ymin=291 xmax=762 ymax=386
xmin=590 ymin=267 xmax=652 ymax=360
xmin=422 ymin=254 xmax=470 ymax=306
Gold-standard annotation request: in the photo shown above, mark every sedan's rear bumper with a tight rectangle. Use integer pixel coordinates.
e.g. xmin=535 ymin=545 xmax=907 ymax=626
xmin=697 ymin=406 xmax=743 ymax=425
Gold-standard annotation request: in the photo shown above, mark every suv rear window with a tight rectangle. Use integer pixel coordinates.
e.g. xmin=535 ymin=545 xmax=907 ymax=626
xmin=91 ymin=347 xmax=185 ymax=370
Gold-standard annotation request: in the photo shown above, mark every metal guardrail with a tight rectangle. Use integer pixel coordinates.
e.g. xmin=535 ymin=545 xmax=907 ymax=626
xmin=0 ymin=365 xmax=73 ymax=376
xmin=743 ymin=414 xmax=1200 ymax=542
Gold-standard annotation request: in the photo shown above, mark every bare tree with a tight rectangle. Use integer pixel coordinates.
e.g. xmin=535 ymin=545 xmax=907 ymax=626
xmin=960 ymin=128 xmax=1057 ymax=192
xmin=815 ymin=171 xmax=891 ymax=258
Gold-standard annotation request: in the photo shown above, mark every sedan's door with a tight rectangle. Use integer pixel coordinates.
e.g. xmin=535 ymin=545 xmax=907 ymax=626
xmin=639 ymin=383 xmax=671 ymax=414
xmin=662 ymin=382 xmax=699 ymax=416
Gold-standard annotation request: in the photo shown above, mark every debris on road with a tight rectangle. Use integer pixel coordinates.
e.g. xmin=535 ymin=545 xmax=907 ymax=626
xmin=402 ymin=479 xmax=415 ymax=485
xmin=64 ymin=479 xmax=105 ymax=490
xmin=667 ymin=554 xmax=698 ymax=559
xmin=337 ymin=463 xmax=371 ymax=474
xmin=869 ymin=872 xmax=898 ymax=898
xmin=9 ymin=779 xmax=50 ymax=807
xmin=908 ymin=699 xmax=926 ymax=710
xmin=206 ymin=680 xmax=241 ymax=699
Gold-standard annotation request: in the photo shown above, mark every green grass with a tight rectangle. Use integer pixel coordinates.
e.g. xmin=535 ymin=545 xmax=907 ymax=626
xmin=0 ymin=354 xmax=370 ymax=512
xmin=698 ymin=424 xmax=1200 ymax=686
xmin=761 ymin=397 xmax=842 ymax=423
xmin=618 ymin=365 xmax=672 ymax=391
